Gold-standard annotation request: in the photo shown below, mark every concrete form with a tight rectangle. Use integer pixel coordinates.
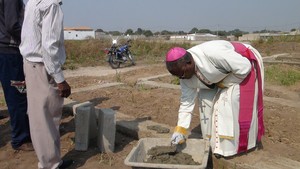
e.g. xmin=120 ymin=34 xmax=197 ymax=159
xmin=96 ymin=108 xmax=116 ymax=153
xmin=73 ymin=102 xmax=97 ymax=151
xmin=70 ymin=101 xmax=117 ymax=153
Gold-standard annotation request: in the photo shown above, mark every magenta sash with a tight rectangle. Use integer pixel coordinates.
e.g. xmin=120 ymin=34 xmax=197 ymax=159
xmin=231 ymin=42 xmax=264 ymax=153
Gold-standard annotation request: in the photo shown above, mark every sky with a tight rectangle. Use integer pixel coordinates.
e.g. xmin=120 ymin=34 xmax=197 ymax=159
xmin=59 ymin=0 xmax=300 ymax=33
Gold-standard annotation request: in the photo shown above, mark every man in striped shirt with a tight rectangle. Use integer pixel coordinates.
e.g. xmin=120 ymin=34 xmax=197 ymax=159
xmin=20 ymin=0 xmax=72 ymax=168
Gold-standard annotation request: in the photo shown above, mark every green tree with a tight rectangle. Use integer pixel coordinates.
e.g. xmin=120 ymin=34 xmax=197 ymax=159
xmin=135 ymin=28 xmax=143 ymax=35
xmin=177 ymin=31 xmax=186 ymax=35
xmin=143 ymin=30 xmax=153 ymax=37
xmin=216 ymin=30 xmax=227 ymax=37
xmin=229 ymin=29 xmax=244 ymax=38
xmin=189 ymin=27 xmax=198 ymax=34
xmin=125 ymin=29 xmax=134 ymax=35
xmin=108 ymin=31 xmax=121 ymax=36
xmin=198 ymin=29 xmax=211 ymax=33
xmin=153 ymin=31 xmax=160 ymax=36
xmin=161 ymin=30 xmax=171 ymax=35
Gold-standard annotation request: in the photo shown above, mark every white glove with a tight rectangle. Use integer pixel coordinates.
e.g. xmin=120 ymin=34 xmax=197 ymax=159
xmin=171 ymin=132 xmax=186 ymax=145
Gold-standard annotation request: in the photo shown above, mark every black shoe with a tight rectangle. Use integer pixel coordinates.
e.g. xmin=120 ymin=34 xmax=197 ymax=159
xmin=58 ymin=160 xmax=74 ymax=169
xmin=214 ymin=154 xmax=223 ymax=159
xmin=0 ymin=115 xmax=5 ymax=119
xmin=13 ymin=142 xmax=34 ymax=151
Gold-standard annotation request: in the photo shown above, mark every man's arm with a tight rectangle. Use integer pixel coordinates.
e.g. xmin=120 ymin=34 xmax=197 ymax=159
xmin=4 ymin=0 xmax=23 ymax=42
xmin=177 ymin=80 xmax=198 ymax=128
xmin=41 ymin=2 xmax=65 ymax=83
xmin=41 ymin=2 xmax=71 ymax=98
xmin=171 ymin=81 xmax=197 ymax=145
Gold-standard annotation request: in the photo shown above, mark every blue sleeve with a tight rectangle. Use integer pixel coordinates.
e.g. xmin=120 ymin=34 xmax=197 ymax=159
xmin=4 ymin=0 xmax=24 ymax=42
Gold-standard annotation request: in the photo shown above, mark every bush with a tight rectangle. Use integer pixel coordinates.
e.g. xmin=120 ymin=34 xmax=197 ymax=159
xmin=64 ymin=39 xmax=193 ymax=68
xmin=265 ymin=64 xmax=300 ymax=86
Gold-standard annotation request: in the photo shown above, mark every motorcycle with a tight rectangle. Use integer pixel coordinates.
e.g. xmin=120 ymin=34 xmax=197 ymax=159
xmin=105 ymin=39 xmax=135 ymax=69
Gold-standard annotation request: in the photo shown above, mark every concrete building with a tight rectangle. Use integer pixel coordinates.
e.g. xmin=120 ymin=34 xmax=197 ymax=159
xmin=238 ymin=33 xmax=261 ymax=41
xmin=187 ymin=33 xmax=219 ymax=41
xmin=95 ymin=30 xmax=109 ymax=40
xmin=290 ymin=29 xmax=300 ymax=35
xmin=170 ymin=33 xmax=219 ymax=42
xmin=170 ymin=35 xmax=187 ymax=41
xmin=238 ymin=32 xmax=298 ymax=42
xmin=64 ymin=26 xmax=95 ymax=40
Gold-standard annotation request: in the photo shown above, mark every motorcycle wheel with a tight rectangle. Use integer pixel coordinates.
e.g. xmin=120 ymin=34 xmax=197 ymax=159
xmin=127 ymin=53 xmax=135 ymax=66
xmin=108 ymin=54 xmax=121 ymax=69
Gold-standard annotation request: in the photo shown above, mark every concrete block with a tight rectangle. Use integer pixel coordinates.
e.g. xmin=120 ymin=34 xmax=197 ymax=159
xmin=62 ymin=99 xmax=78 ymax=116
xmin=88 ymin=107 xmax=97 ymax=141
xmin=73 ymin=102 xmax=97 ymax=151
xmin=96 ymin=108 xmax=116 ymax=153
xmin=72 ymin=101 xmax=92 ymax=116
xmin=73 ymin=101 xmax=98 ymax=140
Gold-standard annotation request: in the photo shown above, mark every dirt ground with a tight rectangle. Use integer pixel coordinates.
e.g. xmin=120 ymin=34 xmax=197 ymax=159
xmin=1 ymin=44 xmax=300 ymax=169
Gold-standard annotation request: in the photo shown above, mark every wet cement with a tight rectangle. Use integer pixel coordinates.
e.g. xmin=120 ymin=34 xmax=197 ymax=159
xmin=147 ymin=125 xmax=170 ymax=133
xmin=144 ymin=145 xmax=200 ymax=165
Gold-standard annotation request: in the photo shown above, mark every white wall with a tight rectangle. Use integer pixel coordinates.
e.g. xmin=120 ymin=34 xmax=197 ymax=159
xmin=64 ymin=30 xmax=95 ymax=40
xmin=239 ymin=34 xmax=260 ymax=41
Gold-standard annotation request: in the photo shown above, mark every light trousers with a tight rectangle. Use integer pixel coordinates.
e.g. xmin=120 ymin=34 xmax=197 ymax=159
xmin=24 ymin=60 xmax=63 ymax=169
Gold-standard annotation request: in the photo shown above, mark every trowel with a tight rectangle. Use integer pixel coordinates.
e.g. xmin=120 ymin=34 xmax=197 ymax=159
xmin=171 ymin=142 xmax=187 ymax=153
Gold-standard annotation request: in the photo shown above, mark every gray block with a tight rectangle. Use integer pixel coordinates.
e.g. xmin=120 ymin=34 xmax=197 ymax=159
xmin=96 ymin=108 xmax=116 ymax=153
xmin=73 ymin=102 xmax=97 ymax=151
xmin=72 ymin=101 xmax=92 ymax=116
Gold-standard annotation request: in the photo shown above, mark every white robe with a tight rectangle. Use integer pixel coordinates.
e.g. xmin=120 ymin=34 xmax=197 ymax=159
xmin=177 ymin=40 xmax=264 ymax=157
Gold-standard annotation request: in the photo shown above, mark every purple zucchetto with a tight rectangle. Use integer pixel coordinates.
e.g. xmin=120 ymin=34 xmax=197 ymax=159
xmin=166 ymin=47 xmax=187 ymax=62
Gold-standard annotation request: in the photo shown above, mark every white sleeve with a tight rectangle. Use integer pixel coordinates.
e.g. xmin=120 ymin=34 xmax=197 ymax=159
xmin=177 ymin=80 xmax=198 ymax=129
xmin=42 ymin=3 xmax=65 ymax=83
